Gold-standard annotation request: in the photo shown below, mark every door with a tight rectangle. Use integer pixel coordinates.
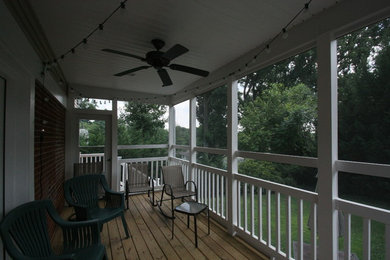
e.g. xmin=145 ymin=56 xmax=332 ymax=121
xmin=76 ymin=115 xmax=112 ymax=185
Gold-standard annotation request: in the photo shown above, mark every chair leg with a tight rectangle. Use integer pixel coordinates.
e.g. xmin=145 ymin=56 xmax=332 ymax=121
xmin=121 ymin=213 xmax=130 ymax=238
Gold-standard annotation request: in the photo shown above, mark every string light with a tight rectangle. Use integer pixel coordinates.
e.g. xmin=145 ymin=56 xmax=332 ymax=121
xmin=282 ymin=28 xmax=288 ymax=39
xmin=171 ymin=0 xmax=312 ymax=98
xmin=46 ymin=0 xmax=311 ymax=102
xmin=44 ymin=0 xmax=128 ymax=66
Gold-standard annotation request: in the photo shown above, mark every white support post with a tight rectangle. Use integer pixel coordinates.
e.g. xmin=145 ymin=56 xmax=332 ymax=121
xmin=189 ymin=97 xmax=196 ymax=187
xmin=168 ymin=105 xmax=176 ymax=160
xmin=111 ymin=99 xmax=118 ymax=191
xmin=227 ymin=79 xmax=238 ymax=235
xmin=317 ymin=32 xmax=339 ymax=259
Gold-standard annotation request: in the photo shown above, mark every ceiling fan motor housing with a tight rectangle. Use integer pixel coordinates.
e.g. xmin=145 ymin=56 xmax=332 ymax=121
xmin=145 ymin=51 xmax=170 ymax=69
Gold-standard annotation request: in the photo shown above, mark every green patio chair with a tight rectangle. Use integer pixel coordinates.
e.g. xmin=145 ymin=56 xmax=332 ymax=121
xmin=0 ymin=200 xmax=107 ymax=260
xmin=64 ymin=174 xmax=130 ymax=238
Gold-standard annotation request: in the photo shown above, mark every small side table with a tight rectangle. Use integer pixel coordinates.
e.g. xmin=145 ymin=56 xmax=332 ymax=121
xmin=173 ymin=201 xmax=210 ymax=247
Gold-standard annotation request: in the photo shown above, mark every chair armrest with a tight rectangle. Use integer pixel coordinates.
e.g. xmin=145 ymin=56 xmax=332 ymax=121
xmin=105 ymin=190 xmax=125 ymax=209
xmin=185 ymin=180 xmax=198 ymax=194
xmin=163 ymin=184 xmax=174 ymax=196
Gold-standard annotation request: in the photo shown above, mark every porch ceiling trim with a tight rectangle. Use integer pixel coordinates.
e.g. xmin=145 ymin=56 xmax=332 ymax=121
xmin=4 ymin=0 xmax=68 ymax=92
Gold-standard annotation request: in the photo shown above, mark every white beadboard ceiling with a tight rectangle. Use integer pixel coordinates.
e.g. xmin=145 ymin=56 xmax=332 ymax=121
xmin=29 ymin=0 xmax=339 ymax=96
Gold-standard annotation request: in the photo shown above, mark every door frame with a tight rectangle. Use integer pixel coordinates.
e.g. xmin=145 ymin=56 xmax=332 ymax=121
xmin=72 ymin=112 xmax=112 ymax=186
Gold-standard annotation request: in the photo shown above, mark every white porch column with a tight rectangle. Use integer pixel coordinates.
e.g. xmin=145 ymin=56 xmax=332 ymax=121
xmin=168 ymin=105 xmax=176 ymax=159
xmin=189 ymin=97 xmax=197 ymax=184
xmin=111 ymin=99 xmax=119 ymax=191
xmin=317 ymin=32 xmax=339 ymax=259
xmin=227 ymin=79 xmax=238 ymax=235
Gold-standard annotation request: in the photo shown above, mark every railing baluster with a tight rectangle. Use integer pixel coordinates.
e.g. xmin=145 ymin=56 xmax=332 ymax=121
xmin=298 ymin=199 xmax=303 ymax=260
xmin=208 ymin=171 xmax=211 ymax=207
xmin=267 ymin=189 xmax=271 ymax=247
xmin=237 ymin=181 xmax=241 ymax=229
xmin=212 ymin=173 xmax=215 ymax=212
xmin=286 ymin=195 xmax=291 ymax=259
xmin=259 ymin=187 xmax=263 ymax=242
xmin=386 ymin=224 xmax=390 ymax=260
xmin=344 ymin=212 xmax=351 ymax=260
xmin=363 ymin=218 xmax=371 ymax=260
xmin=251 ymin=184 xmax=254 ymax=237
xmin=244 ymin=182 xmax=248 ymax=232
xmin=217 ymin=174 xmax=220 ymax=216
xmin=276 ymin=192 xmax=280 ymax=253
xmin=222 ymin=176 xmax=225 ymax=218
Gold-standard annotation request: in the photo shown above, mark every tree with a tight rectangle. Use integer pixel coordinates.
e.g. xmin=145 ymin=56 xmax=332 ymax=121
xmin=238 ymin=83 xmax=317 ymax=188
xmin=117 ymin=101 xmax=168 ymax=158
xmin=196 ymin=85 xmax=227 ymax=169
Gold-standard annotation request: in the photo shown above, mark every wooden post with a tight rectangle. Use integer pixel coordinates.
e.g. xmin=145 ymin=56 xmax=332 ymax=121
xmin=227 ymin=79 xmax=238 ymax=235
xmin=317 ymin=32 xmax=339 ymax=259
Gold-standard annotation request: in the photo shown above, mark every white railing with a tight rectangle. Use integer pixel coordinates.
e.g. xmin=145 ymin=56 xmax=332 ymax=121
xmin=87 ymin=150 xmax=390 ymax=259
xmin=336 ymin=198 xmax=390 ymax=260
xmin=79 ymin=152 xmax=104 ymax=163
xmin=192 ymin=163 xmax=229 ymax=221
xmin=118 ymin=157 xmax=168 ymax=190
xmin=233 ymin=173 xmax=318 ymax=260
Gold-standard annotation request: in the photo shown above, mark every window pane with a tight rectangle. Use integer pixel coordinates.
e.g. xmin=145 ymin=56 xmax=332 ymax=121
xmin=117 ymin=101 xmax=168 ymax=145
xmin=175 ymin=100 xmax=190 ymax=145
xmin=196 ymin=85 xmax=227 ymax=148
xmin=337 ymin=18 xmax=390 ymax=212
xmin=197 ymin=152 xmax=227 ymax=170
xmin=238 ymin=48 xmax=318 ymax=157
xmin=338 ymin=18 xmax=390 ymax=164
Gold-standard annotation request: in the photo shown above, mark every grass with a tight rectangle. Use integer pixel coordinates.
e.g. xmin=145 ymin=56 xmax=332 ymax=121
xmin=206 ymin=191 xmax=385 ymax=259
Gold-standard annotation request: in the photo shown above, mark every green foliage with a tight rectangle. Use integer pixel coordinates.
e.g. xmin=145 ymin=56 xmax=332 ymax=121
xmin=175 ymin=126 xmax=190 ymax=145
xmin=196 ymin=85 xmax=228 ymax=168
xmin=118 ymin=102 xmax=168 ymax=158
xmin=239 ymin=83 xmax=317 ymax=156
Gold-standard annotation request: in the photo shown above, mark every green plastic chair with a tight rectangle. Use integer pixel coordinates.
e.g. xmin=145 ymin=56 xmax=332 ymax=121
xmin=0 ymin=200 xmax=107 ymax=260
xmin=64 ymin=174 xmax=130 ymax=238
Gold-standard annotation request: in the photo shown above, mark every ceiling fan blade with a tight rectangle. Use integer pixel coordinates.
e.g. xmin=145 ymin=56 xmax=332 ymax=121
xmin=157 ymin=69 xmax=173 ymax=86
xmin=162 ymin=44 xmax=189 ymax=61
xmin=102 ymin=48 xmax=146 ymax=61
xmin=114 ymin=66 xmax=151 ymax=76
xmin=169 ymin=64 xmax=209 ymax=77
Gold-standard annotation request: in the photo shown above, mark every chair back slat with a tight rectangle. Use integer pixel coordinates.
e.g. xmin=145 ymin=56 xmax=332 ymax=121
xmin=162 ymin=165 xmax=184 ymax=189
xmin=0 ymin=201 xmax=53 ymax=258
xmin=66 ymin=175 xmax=101 ymax=208
xmin=128 ymin=163 xmax=149 ymax=187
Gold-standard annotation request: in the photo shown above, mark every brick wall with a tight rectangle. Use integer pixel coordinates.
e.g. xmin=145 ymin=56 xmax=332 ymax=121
xmin=34 ymin=82 xmax=66 ymax=235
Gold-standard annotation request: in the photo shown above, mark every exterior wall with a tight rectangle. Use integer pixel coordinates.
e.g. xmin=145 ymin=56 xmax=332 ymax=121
xmin=34 ymin=82 xmax=66 ymax=235
xmin=0 ymin=2 xmax=67 ymax=256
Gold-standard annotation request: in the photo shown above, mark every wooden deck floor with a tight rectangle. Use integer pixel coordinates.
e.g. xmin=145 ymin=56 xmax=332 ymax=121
xmin=55 ymin=193 xmax=268 ymax=260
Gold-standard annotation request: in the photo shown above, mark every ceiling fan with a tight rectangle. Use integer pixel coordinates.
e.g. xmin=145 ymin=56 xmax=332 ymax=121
xmin=102 ymin=39 xmax=209 ymax=87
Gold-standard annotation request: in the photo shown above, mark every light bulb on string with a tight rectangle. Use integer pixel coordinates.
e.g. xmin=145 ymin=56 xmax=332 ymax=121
xmin=282 ymin=28 xmax=288 ymax=39
xmin=266 ymin=44 xmax=271 ymax=53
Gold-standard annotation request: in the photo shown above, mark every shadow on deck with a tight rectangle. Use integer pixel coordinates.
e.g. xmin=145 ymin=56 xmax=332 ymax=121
xmin=54 ymin=193 xmax=268 ymax=260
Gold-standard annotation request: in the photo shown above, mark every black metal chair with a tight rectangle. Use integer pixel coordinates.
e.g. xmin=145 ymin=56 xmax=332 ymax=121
xmin=0 ymin=200 xmax=107 ymax=260
xmin=64 ymin=174 xmax=130 ymax=238
xmin=157 ymin=165 xmax=197 ymax=219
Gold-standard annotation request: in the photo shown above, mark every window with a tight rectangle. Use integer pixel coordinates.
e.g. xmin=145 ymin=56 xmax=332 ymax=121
xmin=174 ymin=100 xmax=190 ymax=146
xmin=337 ymin=18 xmax=390 ymax=213
xmin=117 ymin=101 xmax=168 ymax=158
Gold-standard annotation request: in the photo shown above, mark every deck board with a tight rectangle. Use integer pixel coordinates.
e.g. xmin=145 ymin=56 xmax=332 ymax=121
xmin=53 ymin=193 xmax=269 ymax=260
